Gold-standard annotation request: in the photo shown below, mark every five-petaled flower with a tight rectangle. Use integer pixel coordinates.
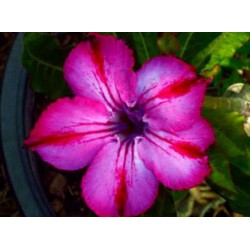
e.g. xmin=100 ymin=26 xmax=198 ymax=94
xmin=25 ymin=34 xmax=215 ymax=216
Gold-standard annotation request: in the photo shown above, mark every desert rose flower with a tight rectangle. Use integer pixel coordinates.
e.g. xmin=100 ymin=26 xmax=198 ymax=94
xmin=25 ymin=34 xmax=215 ymax=216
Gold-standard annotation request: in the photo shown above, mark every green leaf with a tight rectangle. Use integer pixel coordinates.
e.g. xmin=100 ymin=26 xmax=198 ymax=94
xmin=114 ymin=32 xmax=160 ymax=68
xmin=220 ymin=57 xmax=245 ymax=69
xmin=204 ymin=107 xmax=250 ymax=215
xmin=208 ymin=146 xmax=237 ymax=194
xmin=22 ymin=33 xmax=71 ymax=100
xmin=231 ymin=167 xmax=250 ymax=196
xmin=141 ymin=185 xmax=176 ymax=217
xmin=226 ymin=167 xmax=250 ymax=215
xmin=228 ymin=200 xmax=250 ymax=216
xmin=209 ymin=173 xmax=250 ymax=216
xmin=237 ymin=39 xmax=250 ymax=55
xmin=132 ymin=32 xmax=160 ymax=66
xmin=192 ymin=32 xmax=250 ymax=72
xmin=170 ymin=190 xmax=188 ymax=202
xmin=203 ymin=108 xmax=246 ymax=158
xmin=177 ymin=32 xmax=221 ymax=62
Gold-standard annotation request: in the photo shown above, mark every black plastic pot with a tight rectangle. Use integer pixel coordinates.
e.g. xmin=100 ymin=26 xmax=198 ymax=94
xmin=1 ymin=33 xmax=55 ymax=216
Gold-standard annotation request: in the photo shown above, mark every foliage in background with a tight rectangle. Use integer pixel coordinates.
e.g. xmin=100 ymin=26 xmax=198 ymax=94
xmin=22 ymin=32 xmax=250 ymax=216
xmin=22 ymin=33 xmax=71 ymax=100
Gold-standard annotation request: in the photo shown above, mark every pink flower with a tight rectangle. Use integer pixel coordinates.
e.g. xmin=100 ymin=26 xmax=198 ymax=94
xmin=25 ymin=34 xmax=215 ymax=216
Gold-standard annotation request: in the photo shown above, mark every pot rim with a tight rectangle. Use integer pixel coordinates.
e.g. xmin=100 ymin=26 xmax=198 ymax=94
xmin=1 ymin=33 xmax=55 ymax=216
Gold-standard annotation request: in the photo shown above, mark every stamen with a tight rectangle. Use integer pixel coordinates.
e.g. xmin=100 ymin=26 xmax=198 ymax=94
xmin=115 ymin=104 xmax=147 ymax=140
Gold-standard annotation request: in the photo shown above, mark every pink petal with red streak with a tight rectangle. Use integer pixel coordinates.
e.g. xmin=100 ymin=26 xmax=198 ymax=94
xmin=144 ymin=77 xmax=209 ymax=132
xmin=64 ymin=34 xmax=137 ymax=109
xmin=135 ymin=55 xmax=197 ymax=103
xmin=24 ymin=97 xmax=115 ymax=170
xmin=138 ymin=131 xmax=211 ymax=190
xmin=136 ymin=55 xmax=210 ymax=131
xmin=81 ymin=140 xmax=158 ymax=217
xmin=171 ymin=118 xmax=215 ymax=152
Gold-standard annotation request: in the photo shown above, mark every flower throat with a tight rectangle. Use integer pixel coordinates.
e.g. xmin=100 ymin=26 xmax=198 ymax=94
xmin=117 ymin=105 xmax=147 ymax=140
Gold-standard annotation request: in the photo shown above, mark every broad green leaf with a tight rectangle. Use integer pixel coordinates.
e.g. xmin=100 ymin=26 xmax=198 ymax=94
xmin=177 ymin=32 xmax=221 ymax=62
xmin=204 ymin=107 xmax=250 ymax=214
xmin=132 ymin=32 xmax=160 ymax=66
xmin=220 ymin=57 xmax=245 ymax=69
xmin=141 ymin=185 xmax=176 ymax=217
xmin=230 ymin=152 xmax=250 ymax=177
xmin=22 ymin=33 xmax=71 ymax=100
xmin=237 ymin=39 xmax=250 ymax=56
xmin=203 ymin=109 xmax=246 ymax=158
xmin=208 ymin=147 xmax=237 ymax=194
xmin=192 ymin=32 xmax=250 ymax=72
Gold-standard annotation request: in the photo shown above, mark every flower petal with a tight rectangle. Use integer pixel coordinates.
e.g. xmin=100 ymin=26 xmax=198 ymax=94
xmin=138 ymin=131 xmax=211 ymax=190
xmin=136 ymin=55 xmax=197 ymax=104
xmin=171 ymin=118 xmax=215 ymax=152
xmin=64 ymin=34 xmax=137 ymax=110
xmin=136 ymin=55 xmax=209 ymax=131
xmin=144 ymin=78 xmax=209 ymax=132
xmin=25 ymin=97 xmax=115 ymax=170
xmin=81 ymin=140 xmax=159 ymax=216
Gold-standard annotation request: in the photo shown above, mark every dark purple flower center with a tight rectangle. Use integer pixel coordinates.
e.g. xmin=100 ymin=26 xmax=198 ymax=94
xmin=117 ymin=105 xmax=147 ymax=139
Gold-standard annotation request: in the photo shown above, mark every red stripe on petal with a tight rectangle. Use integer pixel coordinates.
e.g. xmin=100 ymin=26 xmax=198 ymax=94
xmin=115 ymin=142 xmax=129 ymax=216
xmin=147 ymin=130 xmax=204 ymax=159
xmin=25 ymin=128 xmax=115 ymax=149
xmin=158 ymin=78 xmax=198 ymax=99
xmin=171 ymin=141 xmax=203 ymax=159
xmin=115 ymin=168 xmax=127 ymax=216
xmin=90 ymin=37 xmax=108 ymax=85
xmin=89 ymin=36 xmax=123 ymax=110
xmin=144 ymin=77 xmax=210 ymax=106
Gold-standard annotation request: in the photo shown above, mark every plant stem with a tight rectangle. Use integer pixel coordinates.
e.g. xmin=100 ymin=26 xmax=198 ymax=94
xmin=204 ymin=96 xmax=247 ymax=113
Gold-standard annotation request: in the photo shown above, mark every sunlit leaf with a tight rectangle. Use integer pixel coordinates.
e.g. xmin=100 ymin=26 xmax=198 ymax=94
xmin=220 ymin=57 xmax=245 ymax=69
xmin=192 ymin=32 xmax=250 ymax=72
xmin=22 ymin=33 xmax=71 ymax=100
xmin=205 ymin=106 xmax=250 ymax=215
xmin=203 ymin=109 xmax=246 ymax=158
xmin=201 ymin=64 xmax=220 ymax=80
xmin=237 ymin=39 xmax=250 ymax=56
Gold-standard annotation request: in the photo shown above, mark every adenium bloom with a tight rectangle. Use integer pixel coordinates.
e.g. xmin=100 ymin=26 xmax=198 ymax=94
xmin=25 ymin=34 xmax=214 ymax=216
